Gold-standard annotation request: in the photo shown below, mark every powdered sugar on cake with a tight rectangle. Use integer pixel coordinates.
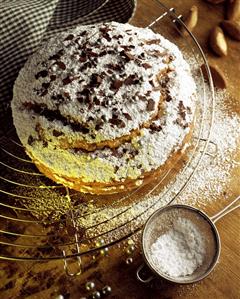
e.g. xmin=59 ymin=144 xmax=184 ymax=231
xmin=12 ymin=22 xmax=195 ymax=145
xmin=11 ymin=22 xmax=196 ymax=186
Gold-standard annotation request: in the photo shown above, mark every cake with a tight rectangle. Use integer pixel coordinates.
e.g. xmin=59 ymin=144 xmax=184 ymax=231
xmin=11 ymin=22 xmax=196 ymax=194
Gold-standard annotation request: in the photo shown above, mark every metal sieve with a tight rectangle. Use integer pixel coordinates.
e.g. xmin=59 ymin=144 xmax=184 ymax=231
xmin=137 ymin=196 xmax=239 ymax=284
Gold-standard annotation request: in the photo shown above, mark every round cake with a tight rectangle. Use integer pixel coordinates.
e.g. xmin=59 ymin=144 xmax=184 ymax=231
xmin=11 ymin=22 xmax=196 ymax=194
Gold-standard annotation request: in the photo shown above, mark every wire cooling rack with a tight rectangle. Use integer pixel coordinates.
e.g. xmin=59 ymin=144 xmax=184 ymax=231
xmin=0 ymin=2 xmax=215 ymax=276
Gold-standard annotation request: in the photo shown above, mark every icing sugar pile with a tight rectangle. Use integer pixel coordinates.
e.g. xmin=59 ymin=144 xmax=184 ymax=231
xmin=150 ymin=217 xmax=206 ymax=277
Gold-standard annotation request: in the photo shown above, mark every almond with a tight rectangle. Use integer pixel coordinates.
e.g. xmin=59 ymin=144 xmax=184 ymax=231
xmin=181 ymin=5 xmax=198 ymax=36
xmin=201 ymin=64 xmax=227 ymax=89
xmin=209 ymin=26 xmax=228 ymax=56
xmin=227 ymin=0 xmax=240 ymax=20
xmin=221 ymin=20 xmax=240 ymax=40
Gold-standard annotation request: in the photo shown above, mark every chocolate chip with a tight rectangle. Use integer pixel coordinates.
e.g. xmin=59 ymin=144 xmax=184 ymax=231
xmin=138 ymin=95 xmax=147 ymax=101
xmin=178 ymin=101 xmax=186 ymax=120
xmin=62 ymin=75 xmax=79 ymax=85
xmin=95 ymin=98 xmax=100 ymax=105
xmin=149 ymin=80 xmax=154 ymax=87
xmin=42 ymin=82 xmax=50 ymax=89
xmin=49 ymin=49 xmax=64 ymax=60
xmin=62 ymin=76 xmax=72 ymax=85
xmin=50 ymin=75 xmax=56 ymax=81
xmin=146 ymin=99 xmax=155 ymax=111
xmin=79 ymin=53 xmax=87 ymax=62
xmin=125 ymin=74 xmax=139 ymax=85
xmin=77 ymin=96 xmax=84 ymax=103
xmin=100 ymin=26 xmax=111 ymax=34
xmin=90 ymin=74 xmax=102 ymax=87
xmin=63 ymin=91 xmax=71 ymax=100
xmin=87 ymin=50 xmax=98 ymax=57
xmin=52 ymin=130 xmax=63 ymax=137
xmin=28 ymin=135 xmax=34 ymax=145
xmin=142 ymin=63 xmax=151 ymax=69
xmin=109 ymin=118 xmax=125 ymax=128
xmin=35 ymin=70 xmax=48 ymax=79
xmin=102 ymin=32 xmax=111 ymax=42
xmin=126 ymin=52 xmax=135 ymax=60
xmin=101 ymin=115 xmax=107 ymax=121
xmin=98 ymin=90 xmax=105 ymax=96
xmin=146 ymin=39 xmax=161 ymax=45
xmin=99 ymin=50 xmax=107 ymax=57
xmin=106 ymin=63 xmax=122 ymax=72
xmin=150 ymin=123 xmax=162 ymax=132
xmin=123 ymin=112 xmax=132 ymax=120
xmin=56 ymin=61 xmax=66 ymax=70
xmin=51 ymin=94 xmax=64 ymax=103
xmin=165 ymin=94 xmax=172 ymax=102
xmin=64 ymin=34 xmax=74 ymax=41
xmin=79 ymin=30 xmax=87 ymax=36
xmin=111 ymin=79 xmax=123 ymax=90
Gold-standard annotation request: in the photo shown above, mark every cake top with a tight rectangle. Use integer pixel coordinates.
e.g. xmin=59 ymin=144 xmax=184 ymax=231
xmin=13 ymin=22 xmax=194 ymax=148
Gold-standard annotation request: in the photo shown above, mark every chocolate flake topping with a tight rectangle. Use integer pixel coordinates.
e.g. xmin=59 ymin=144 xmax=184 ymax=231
xmin=56 ymin=61 xmax=66 ymax=70
xmin=149 ymin=123 xmax=162 ymax=133
xmin=142 ymin=63 xmax=151 ymax=69
xmin=120 ymin=50 xmax=135 ymax=61
xmin=146 ymin=99 xmax=155 ymax=111
xmin=178 ymin=101 xmax=186 ymax=120
xmin=64 ymin=34 xmax=74 ymax=41
xmin=125 ymin=74 xmax=139 ymax=85
xmin=50 ymin=75 xmax=56 ymax=81
xmin=49 ymin=49 xmax=64 ymax=60
xmin=111 ymin=79 xmax=123 ymax=90
xmin=35 ymin=70 xmax=48 ymax=79
xmin=42 ymin=82 xmax=50 ymax=89
xmin=123 ymin=113 xmax=132 ymax=120
xmin=90 ymin=74 xmax=102 ymax=87
xmin=27 ymin=135 xmax=34 ymax=145
xmin=79 ymin=52 xmax=87 ymax=62
xmin=52 ymin=130 xmax=63 ymax=137
xmin=62 ymin=75 xmax=79 ymax=85
xmin=109 ymin=118 xmax=126 ymax=128
xmin=146 ymin=39 xmax=161 ymax=45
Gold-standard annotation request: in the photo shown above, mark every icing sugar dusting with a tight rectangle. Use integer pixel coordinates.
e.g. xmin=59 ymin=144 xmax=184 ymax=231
xmin=177 ymin=90 xmax=240 ymax=206
xmin=11 ymin=22 xmax=196 ymax=184
xmin=12 ymin=22 xmax=195 ymax=146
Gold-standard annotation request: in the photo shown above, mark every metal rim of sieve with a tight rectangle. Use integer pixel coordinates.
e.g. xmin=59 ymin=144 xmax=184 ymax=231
xmin=141 ymin=204 xmax=221 ymax=284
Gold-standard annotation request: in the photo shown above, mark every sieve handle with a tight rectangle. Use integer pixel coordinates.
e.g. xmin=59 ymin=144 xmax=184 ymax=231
xmin=136 ymin=263 xmax=154 ymax=283
xmin=211 ymin=195 xmax=240 ymax=223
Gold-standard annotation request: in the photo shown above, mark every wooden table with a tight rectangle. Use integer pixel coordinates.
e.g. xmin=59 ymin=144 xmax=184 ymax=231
xmin=0 ymin=1 xmax=239 ymax=298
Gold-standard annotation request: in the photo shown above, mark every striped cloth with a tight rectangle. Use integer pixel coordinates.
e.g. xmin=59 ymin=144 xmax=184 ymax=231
xmin=0 ymin=0 xmax=136 ymax=126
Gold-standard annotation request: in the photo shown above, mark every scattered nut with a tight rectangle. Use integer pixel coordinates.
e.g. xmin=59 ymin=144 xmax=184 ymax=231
xmin=221 ymin=20 xmax=240 ymax=40
xmin=209 ymin=26 xmax=228 ymax=56
xmin=227 ymin=0 xmax=240 ymax=20
xmin=201 ymin=64 xmax=227 ymax=89
xmin=180 ymin=5 xmax=198 ymax=36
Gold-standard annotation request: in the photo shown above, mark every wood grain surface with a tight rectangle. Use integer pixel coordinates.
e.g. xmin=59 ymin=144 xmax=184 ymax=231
xmin=0 ymin=1 xmax=239 ymax=298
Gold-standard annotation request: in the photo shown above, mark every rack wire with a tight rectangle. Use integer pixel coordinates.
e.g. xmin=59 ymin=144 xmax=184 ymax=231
xmin=0 ymin=2 xmax=215 ymax=276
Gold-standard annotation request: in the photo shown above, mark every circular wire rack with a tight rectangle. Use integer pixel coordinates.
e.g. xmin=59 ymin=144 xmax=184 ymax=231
xmin=0 ymin=1 xmax=215 ymax=276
